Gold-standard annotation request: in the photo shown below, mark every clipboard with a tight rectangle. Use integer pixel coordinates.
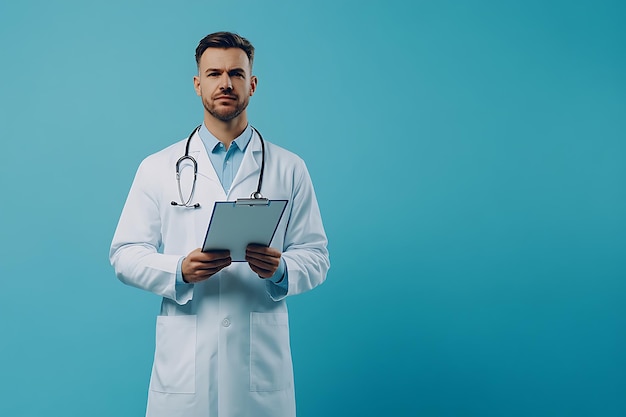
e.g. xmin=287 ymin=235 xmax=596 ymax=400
xmin=201 ymin=199 xmax=288 ymax=261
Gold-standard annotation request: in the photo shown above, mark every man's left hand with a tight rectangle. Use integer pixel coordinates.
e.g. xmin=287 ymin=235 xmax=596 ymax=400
xmin=246 ymin=244 xmax=282 ymax=279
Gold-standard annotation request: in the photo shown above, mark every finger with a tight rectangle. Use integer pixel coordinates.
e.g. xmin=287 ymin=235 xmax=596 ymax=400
xmin=196 ymin=260 xmax=231 ymax=271
xmin=246 ymin=243 xmax=266 ymax=251
xmin=185 ymin=249 xmax=230 ymax=264
xmin=187 ymin=257 xmax=231 ymax=274
xmin=246 ymin=254 xmax=279 ymax=278
xmin=199 ymin=254 xmax=232 ymax=264
xmin=198 ymin=250 xmax=231 ymax=261
xmin=246 ymin=244 xmax=280 ymax=257
xmin=245 ymin=250 xmax=272 ymax=261
xmin=246 ymin=253 xmax=278 ymax=270
xmin=188 ymin=261 xmax=231 ymax=281
xmin=196 ymin=255 xmax=232 ymax=268
xmin=246 ymin=247 xmax=280 ymax=262
xmin=247 ymin=262 xmax=273 ymax=278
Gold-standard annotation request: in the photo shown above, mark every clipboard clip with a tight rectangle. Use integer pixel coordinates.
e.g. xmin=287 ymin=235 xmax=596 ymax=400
xmin=235 ymin=198 xmax=270 ymax=206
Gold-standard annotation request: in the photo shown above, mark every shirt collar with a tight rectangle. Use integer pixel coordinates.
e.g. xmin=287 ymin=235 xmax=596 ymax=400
xmin=198 ymin=123 xmax=253 ymax=153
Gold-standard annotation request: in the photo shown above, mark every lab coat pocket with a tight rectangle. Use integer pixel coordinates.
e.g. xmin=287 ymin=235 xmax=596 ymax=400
xmin=151 ymin=315 xmax=197 ymax=394
xmin=250 ymin=312 xmax=292 ymax=392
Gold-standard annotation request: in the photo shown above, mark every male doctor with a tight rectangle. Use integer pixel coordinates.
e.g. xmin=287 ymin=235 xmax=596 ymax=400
xmin=110 ymin=32 xmax=329 ymax=417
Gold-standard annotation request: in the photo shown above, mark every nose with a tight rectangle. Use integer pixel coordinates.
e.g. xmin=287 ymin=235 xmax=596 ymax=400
xmin=220 ymin=73 xmax=233 ymax=90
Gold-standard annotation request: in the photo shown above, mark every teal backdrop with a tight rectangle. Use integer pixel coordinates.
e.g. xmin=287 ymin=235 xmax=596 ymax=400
xmin=0 ymin=0 xmax=624 ymax=416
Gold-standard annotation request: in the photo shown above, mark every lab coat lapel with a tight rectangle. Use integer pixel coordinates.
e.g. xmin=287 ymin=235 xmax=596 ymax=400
xmin=187 ymin=133 xmax=220 ymax=189
xmin=230 ymin=130 xmax=262 ymax=196
xmin=186 ymin=132 xmax=226 ymax=244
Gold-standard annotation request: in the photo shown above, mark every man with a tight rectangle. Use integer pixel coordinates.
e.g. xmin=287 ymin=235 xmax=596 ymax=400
xmin=110 ymin=32 xmax=329 ymax=417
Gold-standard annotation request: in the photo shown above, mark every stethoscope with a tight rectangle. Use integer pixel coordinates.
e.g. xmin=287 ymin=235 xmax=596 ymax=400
xmin=171 ymin=125 xmax=266 ymax=209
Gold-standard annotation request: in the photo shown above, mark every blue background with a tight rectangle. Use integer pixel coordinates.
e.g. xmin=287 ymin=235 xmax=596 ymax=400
xmin=1 ymin=0 xmax=624 ymax=416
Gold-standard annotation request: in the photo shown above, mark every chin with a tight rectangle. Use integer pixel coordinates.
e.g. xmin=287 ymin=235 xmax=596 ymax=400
xmin=215 ymin=111 xmax=241 ymax=122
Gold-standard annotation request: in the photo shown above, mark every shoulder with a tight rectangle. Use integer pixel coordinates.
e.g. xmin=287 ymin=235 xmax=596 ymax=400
xmin=263 ymin=139 xmax=306 ymax=168
xmin=128 ymin=138 xmax=187 ymax=192
xmin=138 ymin=138 xmax=187 ymax=171
xmin=260 ymin=139 xmax=315 ymax=192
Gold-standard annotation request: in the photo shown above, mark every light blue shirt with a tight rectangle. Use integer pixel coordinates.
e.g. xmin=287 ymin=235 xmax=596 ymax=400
xmin=176 ymin=124 xmax=287 ymax=289
xmin=199 ymin=123 xmax=252 ymax=195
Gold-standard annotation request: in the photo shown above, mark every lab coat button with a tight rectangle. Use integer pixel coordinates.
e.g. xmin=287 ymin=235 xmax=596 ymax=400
xmin=222 ymin=318 xmax=231 ymax=327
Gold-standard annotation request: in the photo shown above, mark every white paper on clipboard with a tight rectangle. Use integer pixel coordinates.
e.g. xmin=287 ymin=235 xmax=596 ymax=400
xmin=201 ymin=199 xmax=288 ymax=261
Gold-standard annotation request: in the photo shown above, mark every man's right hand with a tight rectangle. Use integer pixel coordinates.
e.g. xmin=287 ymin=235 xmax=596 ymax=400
xmin=182 ymin=248 xmax=231 ymax=283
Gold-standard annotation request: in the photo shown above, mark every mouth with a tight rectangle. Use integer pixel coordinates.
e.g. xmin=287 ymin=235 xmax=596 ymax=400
xmin=215 ymin=95 xmax=237 ymax=101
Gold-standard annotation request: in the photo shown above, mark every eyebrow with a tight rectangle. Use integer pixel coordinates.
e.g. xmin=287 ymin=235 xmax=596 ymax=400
xmin=204 ymin=67 xmax=246 ymax=74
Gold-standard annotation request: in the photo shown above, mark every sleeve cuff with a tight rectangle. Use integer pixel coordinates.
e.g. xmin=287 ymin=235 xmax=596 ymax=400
xmin=176 ymin=256 xmax=191 ymax=285
xmin=268 ymin=257 xmax=288 ymax=291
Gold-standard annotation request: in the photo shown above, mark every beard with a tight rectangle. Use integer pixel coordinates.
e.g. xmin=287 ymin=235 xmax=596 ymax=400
xmin=203 ymin=95 xmax=249 ymax=122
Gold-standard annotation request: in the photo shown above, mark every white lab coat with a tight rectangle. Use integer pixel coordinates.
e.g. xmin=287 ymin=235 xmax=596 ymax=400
xmin=110 ymin=130 xmax=329 ymax=417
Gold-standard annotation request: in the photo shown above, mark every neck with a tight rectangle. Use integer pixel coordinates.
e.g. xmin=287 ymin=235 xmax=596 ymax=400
xmin=203 ymin=113 xmax=248 ymax=148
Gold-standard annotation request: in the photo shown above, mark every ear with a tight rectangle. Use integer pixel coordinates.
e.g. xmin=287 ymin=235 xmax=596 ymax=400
xmin=193 ymin=75 xmax=201 ymax=96
xmin=249 ymin=75 xmax=258 ymax=96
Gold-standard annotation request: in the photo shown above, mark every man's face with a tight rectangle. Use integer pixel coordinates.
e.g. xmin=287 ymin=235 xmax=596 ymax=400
xmin=193 ymin=48 xmax=257 ymax=122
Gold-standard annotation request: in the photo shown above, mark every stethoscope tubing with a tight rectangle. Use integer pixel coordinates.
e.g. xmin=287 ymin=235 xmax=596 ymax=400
xmin=171 ymin=125 xmax=266 ymax=208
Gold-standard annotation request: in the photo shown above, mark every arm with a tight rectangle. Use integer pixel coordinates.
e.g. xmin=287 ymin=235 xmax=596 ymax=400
xmin=266 ymin=161 xmax=330 ymax=301
xmin=109 ymin=160 xmax=194 ymax=304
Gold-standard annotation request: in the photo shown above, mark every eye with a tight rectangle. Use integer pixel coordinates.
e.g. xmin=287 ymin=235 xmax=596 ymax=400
xmin=207 ymin=72 xmax=220 ymax=77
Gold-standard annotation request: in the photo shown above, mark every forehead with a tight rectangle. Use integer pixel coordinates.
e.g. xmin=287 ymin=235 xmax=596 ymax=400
xmin=198 ymin=48 xmax=251 ymax=71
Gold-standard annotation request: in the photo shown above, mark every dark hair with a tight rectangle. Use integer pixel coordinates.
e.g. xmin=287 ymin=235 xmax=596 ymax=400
xmin=195 ymin=31 xmax=255 ymax=68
